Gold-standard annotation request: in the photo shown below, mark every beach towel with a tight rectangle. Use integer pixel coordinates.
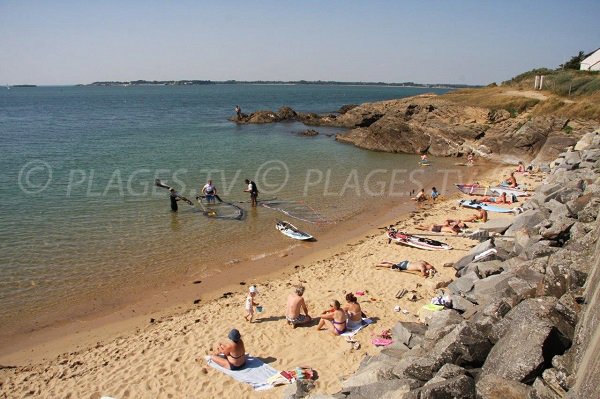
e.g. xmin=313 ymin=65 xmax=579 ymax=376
xmin=341 ymin=318 xmax=373 ymax=337
xmin=205 ymin=355 xmax=279 ymax=391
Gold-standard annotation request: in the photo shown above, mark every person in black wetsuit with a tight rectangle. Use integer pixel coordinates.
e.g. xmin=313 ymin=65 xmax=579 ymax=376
xmin=244 ymin=179 xmax=259 ymax=207
xmin=169 ymin=188 xmax=180 ymax=212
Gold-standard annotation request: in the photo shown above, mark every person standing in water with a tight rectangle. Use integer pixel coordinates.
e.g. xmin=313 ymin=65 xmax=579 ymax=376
xmin=202 ymin=179 xmax=218 ymax=203
xmin=235 ymin=105 xmax=242 ymax=120
xmin=244 ymin=179 xmax=259 ymax=207
xmin=169 ymin=188 xmax=180 ymax=212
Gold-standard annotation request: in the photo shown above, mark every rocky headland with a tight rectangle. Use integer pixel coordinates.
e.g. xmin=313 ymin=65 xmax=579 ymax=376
xmin=231 ymin=93 xmax=598 ymax=166
xmin=286 ymin=130 xmax=599 ymax=399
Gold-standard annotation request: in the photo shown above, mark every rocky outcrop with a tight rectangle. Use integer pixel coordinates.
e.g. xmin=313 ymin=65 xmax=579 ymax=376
xmin=232 ymin=95 xmax=599 ymax=164
xmin=328 ymin=131 xmax=600 ymax=399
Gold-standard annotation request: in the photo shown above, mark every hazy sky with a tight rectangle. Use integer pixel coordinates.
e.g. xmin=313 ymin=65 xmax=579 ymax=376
xmin=1 ymin=0 xmax=598 ymax=85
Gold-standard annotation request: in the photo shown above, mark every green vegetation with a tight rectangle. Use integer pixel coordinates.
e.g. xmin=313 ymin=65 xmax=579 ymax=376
xmin=560 ymin=51 xmax=586 ymax=70
xmin=502 ymin=68 xmax=599 ymax=97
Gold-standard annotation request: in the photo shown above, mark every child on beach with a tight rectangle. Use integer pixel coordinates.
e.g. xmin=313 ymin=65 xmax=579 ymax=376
xmin=244 ymin=285 xmax=259 ymax=322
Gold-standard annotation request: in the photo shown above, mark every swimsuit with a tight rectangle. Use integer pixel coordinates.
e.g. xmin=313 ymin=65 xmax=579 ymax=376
xmin=332 ymin=319 xmax=346 ymax=334
xmin=226 ymin=353 xmax=246 ymax=370
xmin=392 ymin=260 xmax=409 ymax=271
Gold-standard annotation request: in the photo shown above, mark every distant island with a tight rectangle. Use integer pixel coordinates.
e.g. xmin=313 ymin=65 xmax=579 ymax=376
xmin=85 ymin=80 xmax=479 ymax=89
xmin=10 ymin=84 xmax=37 ymax=88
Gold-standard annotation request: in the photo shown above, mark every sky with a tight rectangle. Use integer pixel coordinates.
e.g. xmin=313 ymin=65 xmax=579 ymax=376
xmin=0 ymin=0 xmax=599 ymax=85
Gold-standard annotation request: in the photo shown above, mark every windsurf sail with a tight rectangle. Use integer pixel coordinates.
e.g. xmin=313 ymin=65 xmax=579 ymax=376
xmin=261 ymin=200 xmax=330 ymax=224
xmin=196 ymin=196 xmax=244 ymax=220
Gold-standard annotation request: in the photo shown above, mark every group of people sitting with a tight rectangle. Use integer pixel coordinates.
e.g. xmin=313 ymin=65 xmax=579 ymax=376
xmin=284 ymin=285 xmax=365 ymax=336
xmin=413 ymin=187 xmax=440 ymax=202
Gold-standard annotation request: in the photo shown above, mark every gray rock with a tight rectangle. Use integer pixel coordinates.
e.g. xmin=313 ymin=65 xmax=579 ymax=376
xmin=482 ymin=319 xmax=566 ymax=384
xmin=448 ymin=272 xmax=479 ymax=295
xmin=418 ymin=375 xmax=476 ymax=399
xmin=506 ymin=209 xmax=547 ymax=237
xmin=449 ymin=295 xmax=476 ymax=314
xmin=344 ymin=379 xmax=421 ymax=399
xmin=283 ymin=379 xmax=315 ymax=399
xmin=475 ymin=373 xmax=531 ymax=399
xmin=467 ymin=273 xmax=516 ymax=306
xmin=424 ymin=310 xmax=464 ymax=337
xmin=453 ymin=240 xmax=495 ymax=272
xmin=392 ymin=322 xmax=427 ymax=349
xmin=555 ymin=292 xmax=581 ymax=327
xmin=529 ymin=376 xmax=564 ymax=399
xmin=523 ymin=240 xmax=560 ymax=260
xmin=577 ymin=197 xmax=600 ymax=223
xmin=478 ymin=218 xmax=514 ymax=234
xmin=341 ymin=361 xmax=397 ymax=389
xmin=476 ymin=260 xmax=505 ymax=278
xmin=434 ymin=363 xmax=469 ymax=379
xmin=392 ymin=356 xmax=437 ymax=381
xmin=428 ymin=321 xmax=492 ymax=369
xmin=563 ymin=151 xmax=581 ymax=165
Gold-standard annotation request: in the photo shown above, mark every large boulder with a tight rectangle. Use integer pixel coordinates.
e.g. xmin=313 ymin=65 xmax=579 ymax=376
xmin=475 ymin=374 xmax=531 ymax=399
xmin=415 ymin=375 xmax=476 ymax=399
xmin=427 ymin=321 xmax=492 ymax=369
xmin=392 ymin=322 xmax=427 ymax=349
xmin=343 ymin=379 xmax=421 ymax=399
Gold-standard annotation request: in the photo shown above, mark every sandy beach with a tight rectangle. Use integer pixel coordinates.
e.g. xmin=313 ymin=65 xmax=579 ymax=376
xmin=0 ymin=166 xmax=541 ymax=399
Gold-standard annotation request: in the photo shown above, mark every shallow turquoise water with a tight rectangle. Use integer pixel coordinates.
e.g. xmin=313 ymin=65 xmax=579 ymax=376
xmin=0 ymin=84 xmax=452 ymax=336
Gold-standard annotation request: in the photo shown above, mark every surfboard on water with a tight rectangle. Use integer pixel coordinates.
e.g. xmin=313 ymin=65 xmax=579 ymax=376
xmin=458 ymin=199 xmax=515 ymax=214
xmin=276 ymin=220 xmax=313 ymax=241
xmin=386 ymin=228 xmax=452 ymax=251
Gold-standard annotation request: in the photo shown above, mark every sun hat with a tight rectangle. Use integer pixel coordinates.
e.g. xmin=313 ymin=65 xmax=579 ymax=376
xmin=228 ymin=328 xmax=241 ymax=343
xmin=249 ymin=285 xmax=258 ymax=294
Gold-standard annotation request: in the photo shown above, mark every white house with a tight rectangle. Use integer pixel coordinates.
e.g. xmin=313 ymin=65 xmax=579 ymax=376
xmin=580 ymin=48 xmax=600 ymax=71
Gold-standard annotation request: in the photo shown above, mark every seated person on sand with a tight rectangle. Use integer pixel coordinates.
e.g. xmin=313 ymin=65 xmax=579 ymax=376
xmin=344 ymin=293 xmax=365 ymax=329
xmin=412 ymin=189 xmax=427 ymax=202
xmin=375 ymin=260 xmax=437 ymax=277
xmin=464 ymin=206 xmax=488 ymax=223
xmin=209 ymin=328 xmax=246 ymax=370
xmin=286 ymin=285 xmax=311 ymax=328
xmin=503 ymin=172 xmax=518 ymax=188
xmin=416 ymin=222 xmax=462 ymax=235
xmin=515 ymin=161 xmax=525 ymax=173
xmin=482 ymin=192 xmax=510 ymax=204
xmin=317 ymin=299 xmax=347 ymax=336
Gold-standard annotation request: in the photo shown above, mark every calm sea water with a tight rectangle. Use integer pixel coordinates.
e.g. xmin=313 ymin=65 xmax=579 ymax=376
xmin=0 ymin=84 xmax=452 ymax=337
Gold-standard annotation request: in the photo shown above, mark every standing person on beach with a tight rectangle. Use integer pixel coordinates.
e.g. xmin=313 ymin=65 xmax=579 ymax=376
xmin=244 ymin=285 xmax=259 ymax=323
xmin=286 ymin=285 xmax=311 ymax=328
xmin=431 ymin=187 xmax=440 ymax=201
xmin=244 ymin=179 xmax=259 ymax=207
xmin=209 ymin=328 xmax=246 ymax=370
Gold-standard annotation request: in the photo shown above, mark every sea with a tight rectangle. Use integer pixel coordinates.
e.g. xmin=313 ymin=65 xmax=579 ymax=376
xmin=0 ymin=84 xmax=454 ymax=342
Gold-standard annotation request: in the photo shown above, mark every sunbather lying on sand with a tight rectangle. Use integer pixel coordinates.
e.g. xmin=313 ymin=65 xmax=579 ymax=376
xmin=415 ymin=223 xmax=462 ymax=235
xmin=375 ymin=260 xmax=437 ymax=277
xmin=463 ymin=206 xmax=488 ymax=223
xmin=481 ymin=192 xmax=511 ymax=204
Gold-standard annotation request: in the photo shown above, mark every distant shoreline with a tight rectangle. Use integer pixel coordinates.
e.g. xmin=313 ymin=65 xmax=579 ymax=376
xmin=82 ymin=80 xmax=479 ymax=89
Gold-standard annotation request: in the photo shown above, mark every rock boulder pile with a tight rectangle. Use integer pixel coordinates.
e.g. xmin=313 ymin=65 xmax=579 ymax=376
xmin=298 ymin=131 xmax=600 ymax=399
